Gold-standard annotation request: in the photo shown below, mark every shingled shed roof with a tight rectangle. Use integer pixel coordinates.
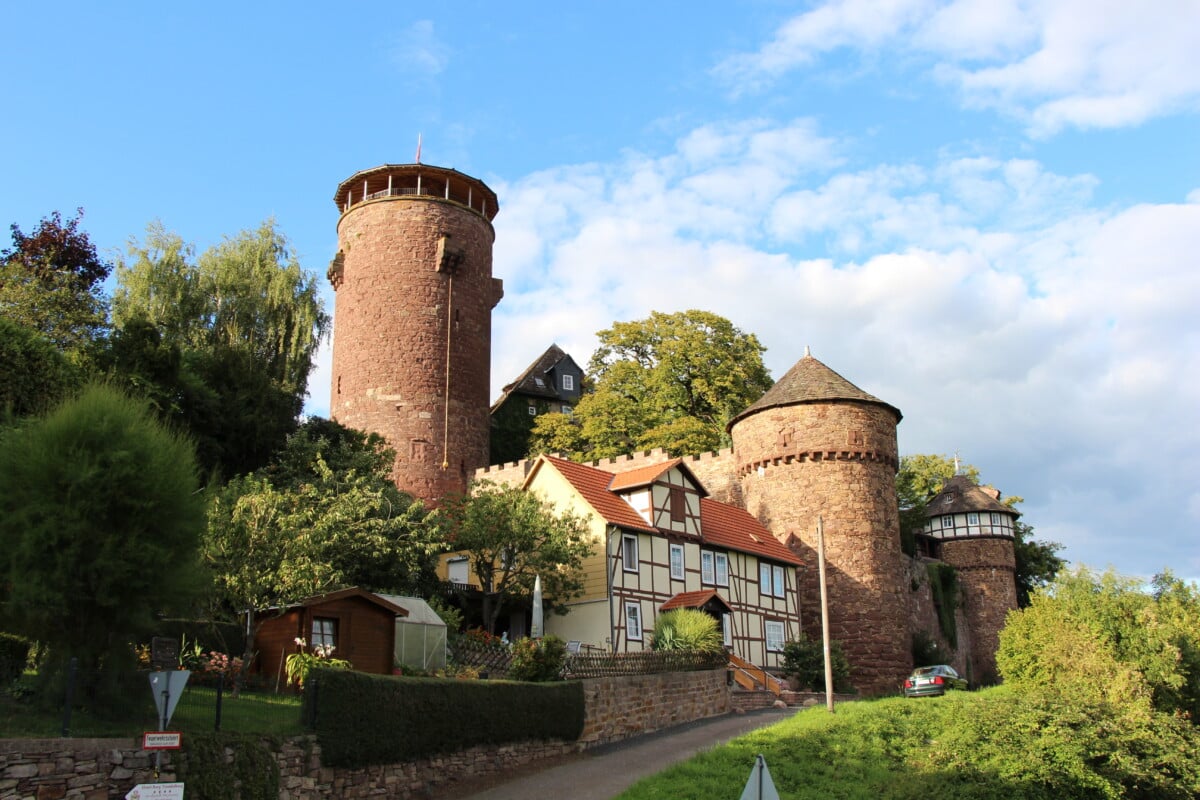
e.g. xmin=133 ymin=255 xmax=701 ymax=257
xmin=926 ymin=474 xmax=1021 ymax=519
xmin=729 ymin=351 xmax=902 ymax=428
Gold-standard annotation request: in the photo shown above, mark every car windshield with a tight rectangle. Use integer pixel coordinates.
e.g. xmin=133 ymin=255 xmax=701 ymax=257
xmin=913 ymin=667 xmax=938 ymax=676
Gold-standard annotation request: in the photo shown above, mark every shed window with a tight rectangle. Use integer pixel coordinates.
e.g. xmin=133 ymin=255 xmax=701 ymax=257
xmin=312 ymin=617 xmax=337 ymax=653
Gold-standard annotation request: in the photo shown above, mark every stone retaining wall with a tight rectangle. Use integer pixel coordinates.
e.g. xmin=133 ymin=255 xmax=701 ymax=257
xmin=1 ymin=669 xmax=731 ymax=799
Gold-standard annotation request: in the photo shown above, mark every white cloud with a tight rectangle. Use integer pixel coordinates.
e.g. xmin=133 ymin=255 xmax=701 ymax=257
xmin=716 ymin=0 xmax=1200 ymax=135
xmin=390 ymin=20 xmax=450 ymax=78
xmin=488 ymin=118 xmax=1200 ymax=580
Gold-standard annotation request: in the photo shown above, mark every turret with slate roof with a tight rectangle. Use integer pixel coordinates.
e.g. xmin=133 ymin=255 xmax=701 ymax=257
xmin=730 ymin=348 xmax=909 ymax=695
xmin=923 ymin=470 xmax=1020 ymax=684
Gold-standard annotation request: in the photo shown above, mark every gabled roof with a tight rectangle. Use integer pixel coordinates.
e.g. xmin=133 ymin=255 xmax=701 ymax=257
xmin=926 ymin=474 xmax=1020 ymax=518
xmin=660 ymin=589 xmax=733 ymax=614
xmin=606 ymin=458 xmax=709 ymax=498
xmin=699 ymin=498 xmax=803 ymax=565
xmin=532 ymin=455 xmax=802 ymax=565
xmin=491 ymin=344 xmax=579 ymax=409
xmin=530 ymin=455 xmax=656 ymax=533
xmin=266 ymin=586 xmax=409 ymax=617
xmin=730 ymin=351 xmax=901 ymax=428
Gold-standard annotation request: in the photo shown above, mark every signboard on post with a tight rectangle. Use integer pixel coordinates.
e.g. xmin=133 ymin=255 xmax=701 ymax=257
xmin=142 ymin=732 xmax=182 ymax=750
xmin=125 ymin=783 xmax=185 ymax=800
xmin=147 ymin=670 xmax=190 ymax=728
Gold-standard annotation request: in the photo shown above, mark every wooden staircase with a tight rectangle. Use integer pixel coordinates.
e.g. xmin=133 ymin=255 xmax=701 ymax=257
xmin=728 ymin=653 xmax=784 ymax=696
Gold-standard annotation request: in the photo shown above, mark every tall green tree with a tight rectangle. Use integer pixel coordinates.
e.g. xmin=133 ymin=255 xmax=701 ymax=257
xmin=529 ymin=310 xmax=773 ymax=460
xmin=112 ymin=220 xmax=329 ymax=476
xmin=441 ymin=481 xmax=592 ymax=634
xmin=896 ymin=453 xmax=1064 ymax=605
xmin=0 ymin=209 xmax=110 ymax=354
xmin=0 ymin=384 xmax=205 ymax=704
xmin=0 ymin=317 xmax=79 ymax=422
xmin=202 ymin=418 xmax=444 ymax=662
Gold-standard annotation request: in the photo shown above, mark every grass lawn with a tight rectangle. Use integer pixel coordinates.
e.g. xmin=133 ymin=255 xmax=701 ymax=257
xmin=1 ymin=682 xmax=304 ymax=739
xmin=615 ymin=687 xmax=1200 ymax=800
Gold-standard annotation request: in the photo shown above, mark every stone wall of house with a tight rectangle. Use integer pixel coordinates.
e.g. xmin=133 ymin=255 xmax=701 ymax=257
xmin=330 ymin=186 xmax=501 ymax=506
xmin=1 ymin=669 xmax=731 ymax=799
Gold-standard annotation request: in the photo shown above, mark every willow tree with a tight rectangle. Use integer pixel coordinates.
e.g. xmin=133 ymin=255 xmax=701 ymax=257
xmin=112 ymin=221 xmax=329 ymax=475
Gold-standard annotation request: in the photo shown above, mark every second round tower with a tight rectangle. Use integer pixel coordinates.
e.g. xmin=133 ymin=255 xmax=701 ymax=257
xmin=329 ymin=164 xmax=503 ymax=505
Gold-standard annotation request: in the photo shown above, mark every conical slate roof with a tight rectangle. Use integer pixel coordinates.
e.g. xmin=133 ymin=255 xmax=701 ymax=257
xmin=729 ymin=351 xmax=902 ymax=428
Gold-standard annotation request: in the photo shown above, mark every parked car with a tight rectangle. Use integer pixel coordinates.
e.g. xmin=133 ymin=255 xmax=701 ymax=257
xmin=903 ymin=664 xmax=967 ymax=697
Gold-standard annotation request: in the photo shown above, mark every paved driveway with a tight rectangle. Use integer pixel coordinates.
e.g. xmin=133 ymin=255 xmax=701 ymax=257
xmin=446 ymin=706 xmax=797 ymax=800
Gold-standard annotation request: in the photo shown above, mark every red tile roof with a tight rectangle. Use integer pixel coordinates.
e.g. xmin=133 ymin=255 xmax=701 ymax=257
xmin=699 ymin=498 xmax=803 ymax=565
xmin=660 ymin=589 xmax=732 ymax=613
xmin=534 ymin=455 xmax=803 ymax=566
xmin=607 ymin=458 xmax=682 ymax=491
xmin=533 ymin=455 xmax=656 ymax=532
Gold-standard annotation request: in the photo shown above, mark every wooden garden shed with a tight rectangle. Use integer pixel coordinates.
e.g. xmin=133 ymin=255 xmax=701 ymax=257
xmin=253 ymin=587 xmax=408 ymax=687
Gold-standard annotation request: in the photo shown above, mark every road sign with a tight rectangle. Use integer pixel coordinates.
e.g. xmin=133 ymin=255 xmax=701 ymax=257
xmin=740 ymin=754 xmax=780 ymax=800
xmin=125 ymin=783 xmax=184 ymax=800
xmin=147 ymin=671 xmax=190 ymax=727
xmin=142 ymin=732 xmax=182 ymax=750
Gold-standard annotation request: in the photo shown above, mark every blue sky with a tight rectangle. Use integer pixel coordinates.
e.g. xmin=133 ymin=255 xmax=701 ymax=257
xmin=3 ymin=1 xmax=1198 ymax=583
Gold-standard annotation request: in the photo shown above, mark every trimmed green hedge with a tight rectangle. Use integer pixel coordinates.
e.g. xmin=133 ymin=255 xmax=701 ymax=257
xmin=304 ymin=668 xmax=585 ymax=768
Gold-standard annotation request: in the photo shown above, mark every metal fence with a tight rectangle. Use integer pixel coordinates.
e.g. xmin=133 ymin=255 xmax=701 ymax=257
xmin=448 ymin=640 xmax=728 ymax=680
xmin=43 ymin=660 xmax=305 ymax=738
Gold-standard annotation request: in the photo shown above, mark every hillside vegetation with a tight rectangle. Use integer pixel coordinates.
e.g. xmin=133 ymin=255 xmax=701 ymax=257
xmin=621 ymin=568 xmax=1200 ymax=800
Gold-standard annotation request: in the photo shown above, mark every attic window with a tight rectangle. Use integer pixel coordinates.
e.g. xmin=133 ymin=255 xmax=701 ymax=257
xmin=534 ymin=377 xmax=545 ymax=388
xmin=942 ymin=493 xmax=955 ymax=504
xmin=563 ymin=374 xmax=574 ymax=390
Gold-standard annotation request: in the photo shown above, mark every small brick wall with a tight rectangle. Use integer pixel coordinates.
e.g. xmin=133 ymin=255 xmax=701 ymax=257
xmin=1 ymin=669 xmax=731 ymax=799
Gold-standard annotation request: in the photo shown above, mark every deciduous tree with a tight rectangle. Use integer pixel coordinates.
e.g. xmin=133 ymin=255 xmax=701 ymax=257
xmin=441 ymin=481 xmax=591 ymax=634
xmin=0 ymin=209 xmax=110 ymax=353
xmin=529 ymin=310 xmax=773 ymax=460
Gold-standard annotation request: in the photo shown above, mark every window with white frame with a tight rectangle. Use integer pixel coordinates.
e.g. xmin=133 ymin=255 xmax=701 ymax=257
xmin=722 ymin=613 xmax=732 ymax=647
xmin=625 ymin=602 xmax=642 ymax=640
xmin=669 ymin=543 xmax=684 ymax=580
xmin=701 ymin=551 xmax=715 ymax=584
xmin=562 ymin=374 xmax=574 ymax=391
xmin=760 ymin=562 xmax=771 ymax=594
xmin=622 ymin=533 xmax=639 ymax=573
xmin=448 ymin=557 xmax=468 ymax=585
xmin=942 ymin=515 xmax=954 ymax=529
xmin=527 ymin=405 xmax=537 ymax=416
xmin=765 ymin=620 xmax=785 ymax=652
xmin=967 ymin=512 xmax=980 ymax=525
xmin=773 ymin=565 xmax=786 ymax=598
xmin=715 ymin=552 xmax=729 ymax=587
xmin=562 ymin=404 xmax=572 ymax=414
xmin=991 ymin=512 xmax=1002 ymax=525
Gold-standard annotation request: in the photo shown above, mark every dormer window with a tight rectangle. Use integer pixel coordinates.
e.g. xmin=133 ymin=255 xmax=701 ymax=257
xmin=562 ymin=374 xmax=574 ymax=391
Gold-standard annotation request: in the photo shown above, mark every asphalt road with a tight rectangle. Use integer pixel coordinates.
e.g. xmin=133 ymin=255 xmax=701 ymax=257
xmin=444 ymin=706 xmax=797 ymax=800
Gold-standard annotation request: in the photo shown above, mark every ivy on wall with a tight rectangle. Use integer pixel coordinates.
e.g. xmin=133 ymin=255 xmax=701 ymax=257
xmin=926 ymin=562 xmax=959 ymax=648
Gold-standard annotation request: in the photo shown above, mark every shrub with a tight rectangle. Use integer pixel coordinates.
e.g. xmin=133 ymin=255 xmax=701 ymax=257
xmin=0 ymin=634 xmax=30 ymax=686
xmin=650 ymin=609 xmax=724 ymax=653
xmin=782 ymin=634 xmax=852 ymax=692
xmin=508 ymin=635 xmax=567 ymax=681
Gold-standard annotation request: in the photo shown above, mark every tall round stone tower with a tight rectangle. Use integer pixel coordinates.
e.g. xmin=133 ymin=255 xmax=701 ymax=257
xmin=328 ymin=164 xmax=502 ymax=505
xmin=922 ymin=475 xmax=1019 ymax=684
xmin=729 ymin=350 xmax=910 ymax=694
